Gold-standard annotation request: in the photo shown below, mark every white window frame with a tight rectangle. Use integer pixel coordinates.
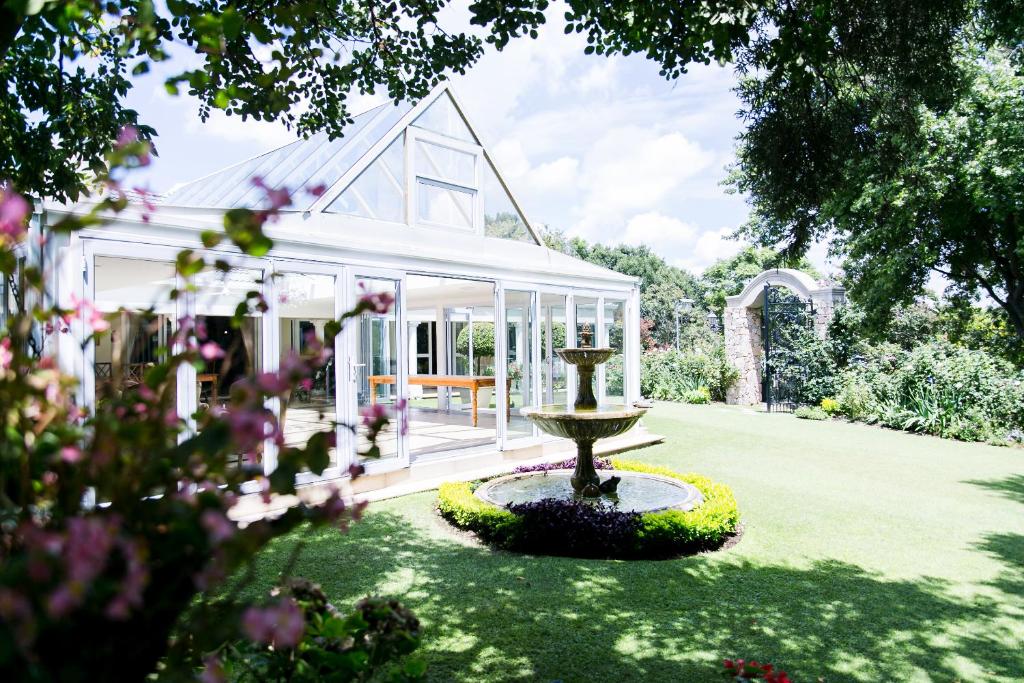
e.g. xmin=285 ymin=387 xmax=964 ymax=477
xmin=407 ymin=127 xmax=483 ymax=234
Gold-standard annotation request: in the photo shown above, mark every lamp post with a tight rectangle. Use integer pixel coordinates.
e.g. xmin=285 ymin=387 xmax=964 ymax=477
xmin=674 ymin=298 xmax=694 ymax=351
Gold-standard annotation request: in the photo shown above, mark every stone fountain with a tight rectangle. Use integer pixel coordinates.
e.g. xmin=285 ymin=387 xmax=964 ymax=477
xmin=474 ymin=324 xmax=703 ymax=513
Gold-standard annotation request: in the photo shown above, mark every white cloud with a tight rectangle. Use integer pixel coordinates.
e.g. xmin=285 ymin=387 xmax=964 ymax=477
xmin=572 ymin=127 xmax=714 ymax=237
xmin=617 ymin=212 xmax=747 ymax=274
xmin=623 ymin=212 xmax=697 ymax=247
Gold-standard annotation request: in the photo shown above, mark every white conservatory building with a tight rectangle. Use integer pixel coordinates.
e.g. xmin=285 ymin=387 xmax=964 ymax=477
xmin=36 ymin=84 xmax=653 ymax=495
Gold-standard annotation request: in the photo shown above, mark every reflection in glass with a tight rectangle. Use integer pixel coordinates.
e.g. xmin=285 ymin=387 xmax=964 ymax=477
xmin=505 ymin=290 xmax=535 ymax=439
xmin=603 ymin=300 xmax=626 ymax=404
xmin=541 ymin=294 xmax=567 ymax=407
xmin=355 ymin=277 xmax=401 ymax=461
xmin=92 ymin=256 xmax=177 ymax=406
xmin=278 ymin=272 xmax=337 ymax=468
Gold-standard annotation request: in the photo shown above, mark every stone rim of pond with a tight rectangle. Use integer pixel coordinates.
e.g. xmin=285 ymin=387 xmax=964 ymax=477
xmin=474 ymin=469 xmax=704 ymax=514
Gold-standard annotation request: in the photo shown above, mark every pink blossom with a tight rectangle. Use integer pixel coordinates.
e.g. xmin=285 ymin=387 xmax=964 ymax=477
xmin=357 ymin=284 xmax=394 ymax=315
xmin=201 ymin=509 xmax=236 ymax=545
xmin=0 ymin=337 xmax=12 ymax=371
xmin=68 ymin=294 xmax=110 ymax=333
xmin=396 ymin=397 xmax=409 ymax=436
xmin=242 ymin=599 xmax=305 ymax=648
xmin=307 ymin=183 xmax=327 ymax=198
xmin=0 ymin=187 xmax=30 ymax=240
xmin=114 ymin=126 xmax=151 ymax=166
xmin=200 ymin=656 xmax=226 ymax=683
xmin=199 ymin=341 xmax=225 ymax=361
xmin=360 ymin=402 xmax=388 ymax=428
xmin=60 ymin=445 xmax=82 ymax=463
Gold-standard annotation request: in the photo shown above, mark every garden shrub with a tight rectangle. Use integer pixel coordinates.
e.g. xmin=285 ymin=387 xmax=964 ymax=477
xmin=820 ymin=397 xmax=840 ymax=415
xmin=605 ymin=354 xmax=625 ymax=396
xmin=683 ymin=386 xmax=712 ymax=404
xmin=222 ymin=578 xmax=425 ymax=682
xmin=437 ymin=459 xmax=740 ymax=559
xmin=794 ymin=405 xmax=829 ymax=420
xmin=837 ymin=340 xmax=1024 ymax=442
xmin=640 ymin=345 xmax=739 ymax=402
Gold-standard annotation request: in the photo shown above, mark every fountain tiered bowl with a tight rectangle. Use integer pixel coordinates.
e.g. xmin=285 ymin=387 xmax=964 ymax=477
xmin=477 ymin=333 xmax=703 ymax=512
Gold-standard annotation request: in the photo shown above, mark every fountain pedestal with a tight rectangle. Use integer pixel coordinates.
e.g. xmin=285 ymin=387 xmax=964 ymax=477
xmin=521 ymin=325 xmax=646 ymax=496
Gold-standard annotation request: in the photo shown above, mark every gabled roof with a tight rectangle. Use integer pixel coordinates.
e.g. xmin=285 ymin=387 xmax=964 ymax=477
xmin=161 ymin=100 xmax=414 ymax=211
xmin=158 ymin=85 xmax=542 ymax=247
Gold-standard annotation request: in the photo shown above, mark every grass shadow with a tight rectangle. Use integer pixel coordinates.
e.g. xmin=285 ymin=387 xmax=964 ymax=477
xmin=965 ymin=474 xmax=1024 ymax=506
xmin=250 ymin=510 xmax=1024 ymax=682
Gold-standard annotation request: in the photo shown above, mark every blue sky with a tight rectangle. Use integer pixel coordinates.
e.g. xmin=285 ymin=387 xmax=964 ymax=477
xmin=126 ymin=7 xmax=834 ymax=276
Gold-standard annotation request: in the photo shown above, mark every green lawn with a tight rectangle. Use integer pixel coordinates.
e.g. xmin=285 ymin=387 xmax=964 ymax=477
xmin=249 ymin=403 xmax=1024 ymax=682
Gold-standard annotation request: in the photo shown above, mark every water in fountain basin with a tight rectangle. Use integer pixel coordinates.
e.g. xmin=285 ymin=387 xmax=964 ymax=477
xmin=476 ymin=470 xmax=703 ymax=513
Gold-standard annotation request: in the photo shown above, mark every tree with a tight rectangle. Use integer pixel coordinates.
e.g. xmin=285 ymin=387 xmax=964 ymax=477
xmin=730 ymin=2 xmax=1024 ymax=339
xmin=543 ymin=227 xmax=703 ymax=346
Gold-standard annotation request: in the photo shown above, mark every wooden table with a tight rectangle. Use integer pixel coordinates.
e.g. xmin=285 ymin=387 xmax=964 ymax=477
xmin=197 ymin=373 xmax=220 ymax=403
xmin=368 ymin=374 xmax=511 ymax=427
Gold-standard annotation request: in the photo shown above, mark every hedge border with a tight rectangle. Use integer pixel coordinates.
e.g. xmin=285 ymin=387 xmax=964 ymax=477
xmin=436 ymin=458 xmax=740 ymax=559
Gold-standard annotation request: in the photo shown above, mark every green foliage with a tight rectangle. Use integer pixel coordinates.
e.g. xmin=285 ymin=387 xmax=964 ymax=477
xmin=436 ymin=461 xmax=740 ymax=559
xmin=683 ymin=387 xmax=711 ymax=405
xmin=542 ymin=227 xmax=703 ymax=348
xmin=611 ymin=460 xmax=740 ymax=552
xmin=436 ymin=482 xmax=521 ymax=546
xmin=794 ymin=406 xmax=829 ymax=421
xmin=455 ymin=322 xmax=496 ymax=361
xmin=735 ymin=38 xmax=1024 ymax=341
xmin=835 ymin=341 xmax=1024 ymax=442
xmin=223 ymin=579 xmax=425 ymax=682
xmin=605 ymin=353 xmax=624 ymax=396
xmin=640 ymin=346 xmax=739 ymax=403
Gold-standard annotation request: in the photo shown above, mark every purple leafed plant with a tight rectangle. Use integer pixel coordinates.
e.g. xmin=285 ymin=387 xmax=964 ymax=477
xmin=512 ymin=456 xmax=613 ymax=474
xmin=506 ymin=498 xmax=640 ymax=558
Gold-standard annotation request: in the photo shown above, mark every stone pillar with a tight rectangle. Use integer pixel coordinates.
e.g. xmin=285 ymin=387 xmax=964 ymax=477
xmin=809 ymin=286 xmax=847 ymax=338
xmin=724 ymin=303 xmax=763 ymax=405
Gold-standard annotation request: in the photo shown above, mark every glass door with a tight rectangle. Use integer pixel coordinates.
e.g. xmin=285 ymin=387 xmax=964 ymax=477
xmin=274 ymin=265 xmax=343 ymax=482
xmin=349 ymin=270 xmax=408 ymax=473
xmin=502 ymin=286 xmax=539 ymax=442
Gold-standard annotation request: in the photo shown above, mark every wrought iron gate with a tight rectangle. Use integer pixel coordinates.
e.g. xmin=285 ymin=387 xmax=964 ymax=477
xmin=762 ymin=284 xmax=814 ymax=413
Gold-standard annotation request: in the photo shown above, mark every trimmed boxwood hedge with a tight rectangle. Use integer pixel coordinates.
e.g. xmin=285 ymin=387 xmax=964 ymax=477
xmin=436 ymin=458 xmax=740 ymax=559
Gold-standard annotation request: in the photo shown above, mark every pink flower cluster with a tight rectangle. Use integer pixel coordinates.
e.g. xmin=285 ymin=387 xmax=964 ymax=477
xmin=242 ymin=599 xmax=305 ymax=648
xmin=0 ymin=186 xmax=30 ymax=243
xmin=16 ymin=515 xmax=150 ymax=630
xmin=68 ymin=293 xmax=110 ymax=333
xmin=356 ymin=282 xmax=395 ymax=315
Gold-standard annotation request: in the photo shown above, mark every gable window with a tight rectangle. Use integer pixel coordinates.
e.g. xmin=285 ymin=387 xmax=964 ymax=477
xmin=410 ymin=129 xmax=481 ymax=232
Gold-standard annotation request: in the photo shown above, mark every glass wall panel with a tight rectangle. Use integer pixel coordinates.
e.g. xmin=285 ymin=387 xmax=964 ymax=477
xmin=93 ymin=256 xmax=177 ymax=408
xmin=575 ymin=296 xmax=598 ymax=346
xmin=505 ymin=290 xmax=535 ymax=439
xmin=405 ymin=275 xmax=497 ymax=459
xmin=411 ymin=93 xmax=476 ymax=143
xmin=541 ymin=294 xmax=567 ymax=407
xmin=326 ymin=136 xmax=405 ymax=222
xmin=278 ymin=272 xmax=337 ymax=467
xmin=603 ymin=299 xmax=627 ymax=405
xmin=417 ymin=180 xmax=473 ymax=229
xmin=483 ymin=162 xmax=535 ymax=243
xmin=193 ymin=268 xmax=264 ymax=461
xmin=354 ymin=277 xmax=401 ymax=462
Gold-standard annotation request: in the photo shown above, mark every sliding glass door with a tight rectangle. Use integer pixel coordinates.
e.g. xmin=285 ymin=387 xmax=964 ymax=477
xmin=349 ymin=270 xmax=408 ymax=472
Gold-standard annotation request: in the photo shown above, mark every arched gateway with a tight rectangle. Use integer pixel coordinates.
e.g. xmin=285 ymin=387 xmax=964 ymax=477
xmin=723 ymin=269 xmax=845 ymax=405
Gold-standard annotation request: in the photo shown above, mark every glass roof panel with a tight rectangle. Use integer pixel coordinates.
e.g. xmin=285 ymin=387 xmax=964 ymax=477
xmin=324 ymin=135 xmax=405 ymax=222
xmin=160 ymin=101 xmax=412 ymax=210
xmin=411 ymin=92 xmax=476 ymax=143
xmin=482 ymin=159 xmax=536 ymax=244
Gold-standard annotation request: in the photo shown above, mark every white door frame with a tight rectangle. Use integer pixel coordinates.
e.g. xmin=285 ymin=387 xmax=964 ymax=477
xmin=348 ymin=267 xmax=409 ymax=475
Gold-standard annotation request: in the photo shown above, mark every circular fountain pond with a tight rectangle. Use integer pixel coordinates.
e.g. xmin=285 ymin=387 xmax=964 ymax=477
xmin=475 ymin=469 xmax=704 ymax=513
